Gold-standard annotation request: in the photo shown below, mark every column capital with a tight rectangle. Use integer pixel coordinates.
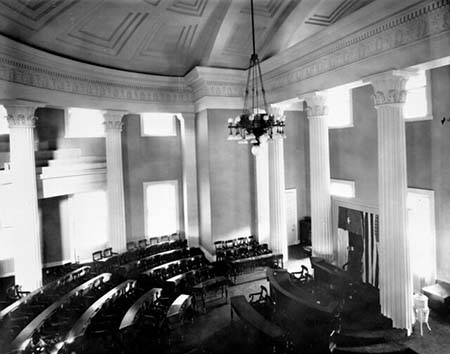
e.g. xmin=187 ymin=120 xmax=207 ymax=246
xmin=103 ymin=110 xmax=127 ymax=131
xmin=301 ymin=92 xmax=328 ymax=119
xmin=1 ymin=100 xmax=44 ymax=128
xmin=364 ymin=70 xmax=416 ymax=107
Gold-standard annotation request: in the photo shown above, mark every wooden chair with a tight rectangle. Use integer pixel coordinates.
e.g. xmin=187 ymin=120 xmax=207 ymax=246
xmin=103 ymin=247 xmax=117 ymax=258
xmin=92 ymin=250 xmax=103 ymax=262
xmin=149 ymin=237 xmax=159 ymax=245
xmin=126 ymin=242 xmax=136 ymax=251
xmin=138 ymin=239 xmax=148 ymax=249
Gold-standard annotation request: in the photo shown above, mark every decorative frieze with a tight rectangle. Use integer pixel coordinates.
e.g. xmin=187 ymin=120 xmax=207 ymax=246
xmin=0 ymin=55 xmax=192 ymax=104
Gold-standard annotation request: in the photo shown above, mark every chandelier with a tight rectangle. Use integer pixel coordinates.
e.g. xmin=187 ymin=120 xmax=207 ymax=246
xmin=227 ymin=0 xmax=286 ymax=155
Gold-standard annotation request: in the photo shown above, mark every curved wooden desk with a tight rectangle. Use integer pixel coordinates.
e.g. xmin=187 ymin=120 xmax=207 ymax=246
xmin=66 ymin=279 xmax=136 ymax=340
xmin=230 ymin=295 xmax=284 ymax=340
xmin=0 ymin=266 xmax=90 ymax=321
xmin=119 ymin=288 xmax=162 ymax=330
xmin=9 ymin=273 xmax=112 ymax=352
xmin=141 ymin=255 xmax=203 ymax=276
xmin=266 ymin=268 xmax=338 ymax=314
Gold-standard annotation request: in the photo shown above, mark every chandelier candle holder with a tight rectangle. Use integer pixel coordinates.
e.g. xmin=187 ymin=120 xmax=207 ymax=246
xmin=226 ymin=0 xmax=286 ymax=156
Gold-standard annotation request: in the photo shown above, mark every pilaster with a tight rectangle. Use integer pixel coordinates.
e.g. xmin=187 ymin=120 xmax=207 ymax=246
xmin=179 ymin=112 xmax=200 ymax=247
xmin=104 ymin=110 xmax=127 ymax=253
xmin=268 ymin=137 xmax=288 ymax=261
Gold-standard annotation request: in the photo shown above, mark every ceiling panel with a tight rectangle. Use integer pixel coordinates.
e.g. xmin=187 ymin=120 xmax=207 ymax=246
xmin=0 ymin=0 xmax=376 ymax=75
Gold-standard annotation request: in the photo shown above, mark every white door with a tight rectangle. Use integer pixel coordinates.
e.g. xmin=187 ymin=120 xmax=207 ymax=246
xmin=285 ymin=189 xmax=298 ymax=246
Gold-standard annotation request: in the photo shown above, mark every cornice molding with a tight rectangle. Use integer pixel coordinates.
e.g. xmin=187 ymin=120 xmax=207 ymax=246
xmin=263 ymin=0 xmax=450 ymax=98
xmin=0 ymin=35 xmax=192 ymax=106
xmin=185 ymin=66 xmax=246 ymax=104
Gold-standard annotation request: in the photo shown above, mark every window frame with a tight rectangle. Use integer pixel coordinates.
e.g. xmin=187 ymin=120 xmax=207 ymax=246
xmin=140 ymin=113 xmax=177 ymax=137
xmin=64 ymin=107 xmax=106 ymax=138
xmin=403 ymin=70 xmax=433 ymax=122
xmin=143 ymin=180 xmax=180 ymax=238
xmin=0 ymin=105 xmax=9 ymax=135
xmin=326 ymin=87 xmax=354 ymax=129
xmin=330 ymin=178 xmax=355 ymax=199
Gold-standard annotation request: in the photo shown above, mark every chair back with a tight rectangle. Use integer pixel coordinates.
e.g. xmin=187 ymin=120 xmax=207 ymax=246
xmin=149 ymin=237 xmax=159 ymax=245
xmin=92 ymin=250 xmax=103 ymax=261
xmin=138 ymin=239 xmax=148 ymax=248
xmin=160 ymin=235 xmax=170 ymax=242
xmin=103 ymin=247 xmax=113 ymax=258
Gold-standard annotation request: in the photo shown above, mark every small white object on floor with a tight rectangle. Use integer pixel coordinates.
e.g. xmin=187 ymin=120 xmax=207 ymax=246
xmin=413 ymin=293 xmax=431 ymax=336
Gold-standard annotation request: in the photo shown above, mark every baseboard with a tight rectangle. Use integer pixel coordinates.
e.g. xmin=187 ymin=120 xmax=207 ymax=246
xmin=199 ymin=245 xmax=216 ymax=263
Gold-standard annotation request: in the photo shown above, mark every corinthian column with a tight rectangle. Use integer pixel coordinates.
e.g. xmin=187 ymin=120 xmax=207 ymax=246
xmin=104 ymin=110 xmax=127 ymax=253
xmin=365 ymin=70 xmax=413 ymax=333
xmin=268 ymin=136 xmax=288 ymax=261
xmin=304 ymin=92 xmax=333 ymax=262
xmin=4 ymin=100 xmax=43 ymax=291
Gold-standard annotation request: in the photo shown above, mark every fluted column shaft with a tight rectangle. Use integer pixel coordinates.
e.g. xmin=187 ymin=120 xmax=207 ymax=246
xmin=180 ymin=113 xmax=199 ymax=246
xmin=104 ymin=111 xmax=127 ymax=253
xmin=5 ymin=102 xmax=42 ymax=290
xmin=304 ymin=92 xmax=333 ymax=262
xmin=255 ymin=142 xmax=270 ymax=246
xmin=368 ymin=71 xmax=413 ymax=333
xmin=268 ymin=138 xmax=288 ymax=260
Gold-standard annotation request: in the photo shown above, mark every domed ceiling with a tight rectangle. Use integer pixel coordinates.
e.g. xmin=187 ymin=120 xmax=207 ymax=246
xmin=0 ymin=0 xmax=374 ymax=76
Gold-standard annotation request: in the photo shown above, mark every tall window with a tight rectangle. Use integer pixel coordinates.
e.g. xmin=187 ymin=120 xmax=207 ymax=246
xmin=140 ymin=113 xmax=177 ymax=136
xmin=69 ymin=190 xmax=108 ymax=262
xmin=0 ymin=105 xmax=8 ymax=135
xmin=330 ymin=179 xmax=355 ymax=198
xmin=326 ymin=87 xmax=353 ymax=128
xmin=144 ymin=180 xmax=179 ymax=237
xmin=407 ymin=188 xmax=436 ymax=291
xmin=65 ymin=107 xmax=105 ymax=138
xmin=403 ymin=71 xmax=432 ymax=121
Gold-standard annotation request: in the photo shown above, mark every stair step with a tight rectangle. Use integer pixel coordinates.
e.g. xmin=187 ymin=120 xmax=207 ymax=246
xmin=35 ymin=149 xmax=81 ymax=161
xmin=47 ymin=156 xmax=105 ymax=166
xmin=37 ymin=162 xmax=107 ymax=174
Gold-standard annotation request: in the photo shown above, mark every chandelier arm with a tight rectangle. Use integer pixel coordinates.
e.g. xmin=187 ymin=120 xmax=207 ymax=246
xmin=242 ymin=57 xmax=252 ymax=115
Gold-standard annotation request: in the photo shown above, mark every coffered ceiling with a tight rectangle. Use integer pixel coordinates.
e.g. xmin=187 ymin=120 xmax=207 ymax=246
xmin=0 ymin=0 xmax=375 ymax=76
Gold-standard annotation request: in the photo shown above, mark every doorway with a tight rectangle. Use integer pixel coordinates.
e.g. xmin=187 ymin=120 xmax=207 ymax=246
xmin=285 ymin=189 xmax=298 ymax=246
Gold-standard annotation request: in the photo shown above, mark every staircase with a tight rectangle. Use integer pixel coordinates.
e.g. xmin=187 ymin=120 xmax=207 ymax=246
xmin=0 ymin=141 xmax=106 ymax=198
